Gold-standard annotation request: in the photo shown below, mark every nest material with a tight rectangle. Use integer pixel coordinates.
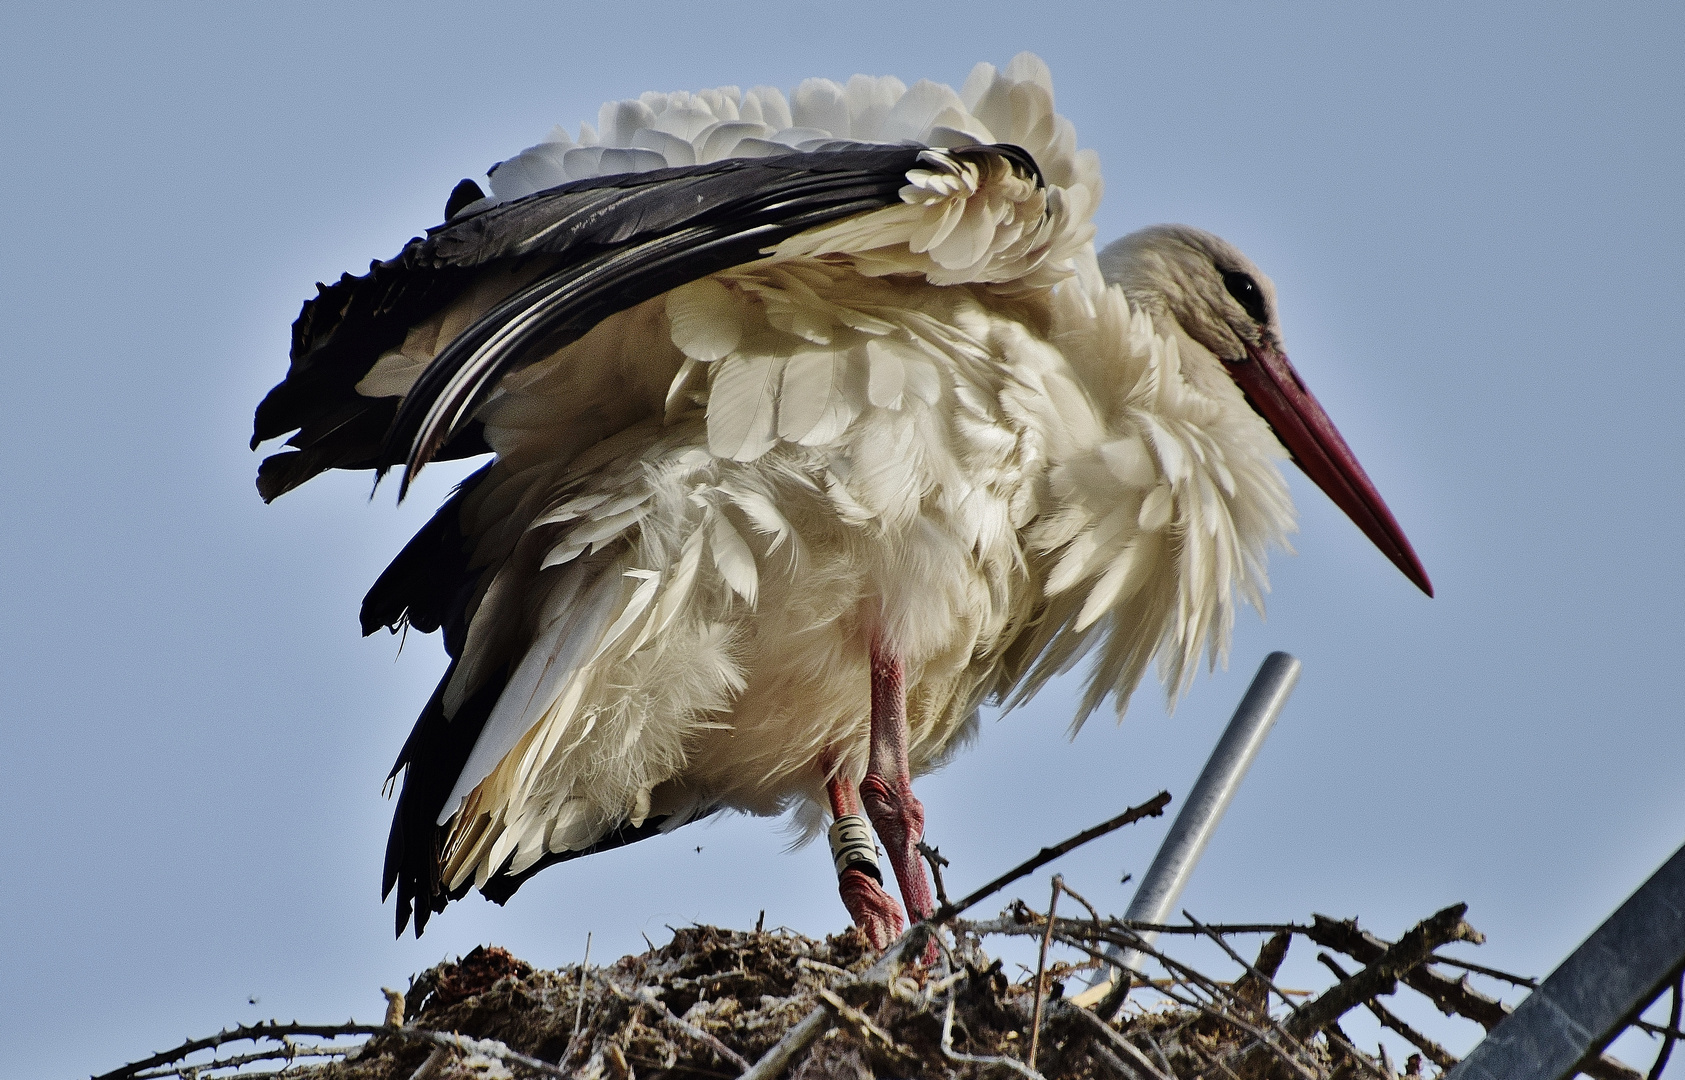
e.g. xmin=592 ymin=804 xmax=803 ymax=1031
xmin=296 ymin=926 xmax=1213 ymax=1080
xmin=97 ymin=792 xmax=1648 ymax=1080
xmin=106 ymin=919 xmax=1469 ymax=1080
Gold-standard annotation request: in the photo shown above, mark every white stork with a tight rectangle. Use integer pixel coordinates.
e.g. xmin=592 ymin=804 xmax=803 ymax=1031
xmin=253 ymin=54 xmax=1430 ymax=946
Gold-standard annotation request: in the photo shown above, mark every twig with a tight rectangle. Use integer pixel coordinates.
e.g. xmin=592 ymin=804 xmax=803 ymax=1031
xmin=1118 ymin=920 xmax=1307 ymax=936
xmin=931 ymin=791 xmax=1170 ymax=923
xmin=114 ymin=1025 xmax=574 ymax=1080
xmin=1141 ymin=1031 xmax=1176 ymax=1079
xmin=1154 ymin=983 xmax=1320 ymax=1080
xmin=1649 ymin=974 xmax=1683 ymax=1080
xmin=1635 ymin=1019 xmax=1685 ymax=1041
xmin=1177 ymin=911 xmax=1328 ymax=1078
xmin=1028 ymin=924 xmax=1319 ymax=1080
xmin=1090 ymin=1042 xmax=1152 ymax=1080
xmin=1060 ymin=880 xmax=1104 ymax=928
xmin=130 ymin=1044 xmax=353 ymax=1079
xmin=1325 ymin=1026 xmax=1395 ymax=1080
xmin=1185 ymin=909 xmax=1305 ymax=1017
xmin=94 ymin=1023 xmax=390 ymax=1080
xmin=1318 ymin=953 xmax=1458 ymax=1071
xmin=1057 ymin=1002 xmax=1174 ymax=1080
xmin=741 ymin=926 xmax=933 ymax=1080
xmin=1307 ymin=914 xmax=1641 ymax=1080
xmin=1288 ymin=904 xmax=1483 ymax=1040
xmin=1093 ymin=967 xmax=1133 ymax=1023
xmin=940 ymin=994 xmax=1047 ymax=1080
xmin=1029 ymin=875 xmax=1063 ymax=1071
xmin=399 ymin=1031 xmax=573 ymax=1078
xmin=406 ymin=1046 xmax=450 ymax=1080
xmin=917 ymin=839 xmax=952 ymax=908
xmin=1233 ymin=930 xmax=1294 ymax=1014
xmin=816 ymin=987 xmax=916 ymax=1068
xmin=631 ymin=986 xmax=751 ymax=1071
xmin=574 ymin=931 xmax=593 ymax=1039
xmin=738 ymin=1006 xmax=833 ymax=1080
xmin=1425 ymin=953 xmax=1538 ymax=989
xmin=796 ymin=957 xmax=851 ymax=981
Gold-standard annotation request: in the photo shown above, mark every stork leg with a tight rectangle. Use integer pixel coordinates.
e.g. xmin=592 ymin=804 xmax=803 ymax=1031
xmin=859 ymin=641 xmax=937 ymax=923
xmin=825 ymin=769 xmax=903 ymax=950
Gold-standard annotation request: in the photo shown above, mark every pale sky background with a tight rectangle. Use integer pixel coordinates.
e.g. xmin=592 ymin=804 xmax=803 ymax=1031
xmin=3 ymin=3 xmax=1682 ymax=1077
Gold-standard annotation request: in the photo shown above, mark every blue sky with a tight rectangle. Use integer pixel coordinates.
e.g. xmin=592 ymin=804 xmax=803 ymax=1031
xmin=3 ymin=3 xmax=1682 ymax=1076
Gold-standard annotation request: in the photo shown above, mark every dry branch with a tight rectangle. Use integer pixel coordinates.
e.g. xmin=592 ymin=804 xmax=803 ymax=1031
xmin=931 ymin=791 xmax=1172 ymax=923
xmin=1307 ymin=913 xmax=1643 ymax=1080
xmin=1287 ymin=903 xmax=1483 ymax=1040
xmin=1318 ymin=952 xmax=1459 ymax=1071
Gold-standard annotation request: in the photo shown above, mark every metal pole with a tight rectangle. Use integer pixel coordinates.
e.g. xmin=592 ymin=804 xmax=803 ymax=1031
xmin=1446 ymin=841 xmax=1685 ymax=1080
xmin=1093 ymin=651 xmax=1301 ymax=984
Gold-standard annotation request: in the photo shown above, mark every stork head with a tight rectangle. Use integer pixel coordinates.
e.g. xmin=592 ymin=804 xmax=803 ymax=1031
xmin=1099 ymin=225 xmax=1432 ymax=596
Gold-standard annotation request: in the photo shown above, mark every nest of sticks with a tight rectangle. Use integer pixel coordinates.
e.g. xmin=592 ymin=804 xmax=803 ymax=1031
xmin=96 ymin=794 xmax=1647 ymax=1080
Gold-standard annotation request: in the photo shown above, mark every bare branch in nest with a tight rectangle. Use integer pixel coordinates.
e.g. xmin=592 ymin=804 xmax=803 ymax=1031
xmin=99 ymin=795 xmax=1655 ymax=1080
xmin=627 ymin=984 xmax=751 ymax=1071
xmin=738 ymin=1004 xmax=834 ymax=1080
xmin=931 ymin=790 xmax=1171 ymax=923
xmin=1424 ymin=953 xmax=1538 ymax=989
xmin=1185 ymin=910 xmax=1304 ymax=1020
xmin=917 ymin=838 xmax=952 ymax=908
xmin=816 ymin=986 xmax=918 ymax=1069
xmin=1058 ymin=1002 xmax=1175 ymax=1080
xmin=93 ymin=1022 xmax=391 ymax=1080
xmin=1029 ymin=875 xmax=1064 ymax=1071
xmin=1307 ymin=914 xmax=1643 ymax=1080
xmin=940 ymin=995 xmax=1048 ymax=1080
xmin=1233 ymin=930 xmax=1294 ymax=1015
xmin=97 ymin=1022 xmax=572 ymax=1080
xmin=1287 ymin=903 xmax=1484 ymax=1040
xmin=1121 ymin=920 xmax=1309 ymax=936
xmin=1317 ymin=952 xmax=1459 ymax=1071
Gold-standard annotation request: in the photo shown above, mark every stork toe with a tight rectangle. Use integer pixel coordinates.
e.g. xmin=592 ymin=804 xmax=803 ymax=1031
xmin=860 ymin=771 xmax=936 ymax=922
xmin=838 ymin=867 xmax=904 ymax=950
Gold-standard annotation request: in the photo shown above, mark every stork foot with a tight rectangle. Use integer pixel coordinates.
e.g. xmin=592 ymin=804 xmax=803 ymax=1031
xmin=838 ymin=867 xmax=904 ymax=951
xmin=859 ymin=771 xmax=936 ymax=922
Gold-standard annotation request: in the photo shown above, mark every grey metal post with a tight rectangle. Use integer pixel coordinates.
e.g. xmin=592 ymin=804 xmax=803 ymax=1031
xmin=1099 ymin=651 xmax=1302 ymax=981
xmin=1446 ymin=841 xmax=1685 ymax=1080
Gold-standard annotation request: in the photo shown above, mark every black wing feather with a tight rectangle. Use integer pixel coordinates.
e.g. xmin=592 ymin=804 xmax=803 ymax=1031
xmin=252 ymin=146 xmax=931 ymax=501
xmin=382 ymin=658 xmax=507 ymax=937
xmin=384 ymin=146 xmax=941 ymax=494
xmin=360 ymin=463 xmax=490 ymax=651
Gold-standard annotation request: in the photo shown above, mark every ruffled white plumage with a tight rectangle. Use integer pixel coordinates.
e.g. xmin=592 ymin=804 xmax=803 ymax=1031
xmin=363 ymin=56 xmax=1297 ymax=892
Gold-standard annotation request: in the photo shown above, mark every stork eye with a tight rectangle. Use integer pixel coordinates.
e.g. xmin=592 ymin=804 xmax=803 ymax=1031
xmin=1222 ymin=270 xmax=1268 ymax=325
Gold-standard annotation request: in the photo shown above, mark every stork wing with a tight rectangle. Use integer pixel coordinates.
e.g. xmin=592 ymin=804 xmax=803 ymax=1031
xmin=251 ymin=145 xmax=951 ymax=501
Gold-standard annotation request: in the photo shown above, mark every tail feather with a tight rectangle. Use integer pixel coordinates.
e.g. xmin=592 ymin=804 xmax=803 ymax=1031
xmin=383 ymin=660 xmax=507 ymax=937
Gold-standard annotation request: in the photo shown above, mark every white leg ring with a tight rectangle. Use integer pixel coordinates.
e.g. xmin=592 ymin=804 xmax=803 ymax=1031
xmin=828 ymin=813 xmax=882 ymax=883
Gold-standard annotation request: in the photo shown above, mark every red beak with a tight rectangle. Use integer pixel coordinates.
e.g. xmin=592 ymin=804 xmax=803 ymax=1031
xmin=1223 ymin=344 xmax=1433 ymax=597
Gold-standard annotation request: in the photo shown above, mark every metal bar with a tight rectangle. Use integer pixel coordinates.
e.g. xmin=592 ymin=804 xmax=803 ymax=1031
xmin=1447 ymin=842 xmax=1685 ymax=1080
xmin=1082 ymin=652 xmax=1300 ymax=990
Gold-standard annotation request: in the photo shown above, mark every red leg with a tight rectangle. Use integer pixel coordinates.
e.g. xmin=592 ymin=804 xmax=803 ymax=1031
xmin=859 ymin=640 xmax=937 ymax=923
xmin=825 ymin=767 xmax=903 ymax=950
